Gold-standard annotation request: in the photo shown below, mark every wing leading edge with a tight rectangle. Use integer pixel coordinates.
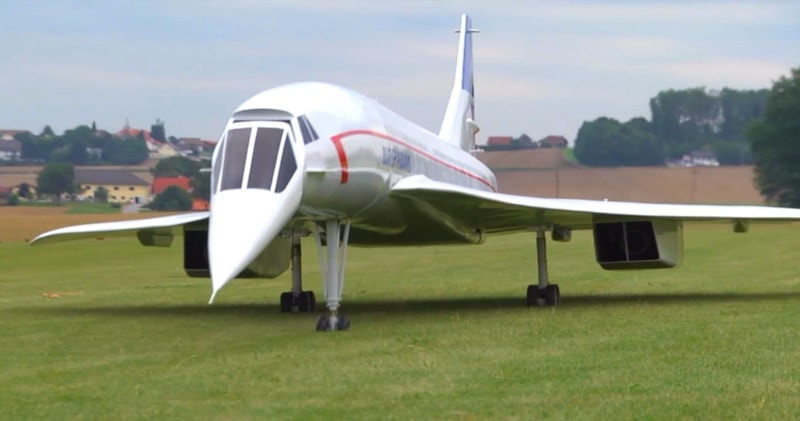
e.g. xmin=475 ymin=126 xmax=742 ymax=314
xmin=30 ymin=212 xmax=209 ymax=246
xmin=390 ymin=175 xmax=800 ymax=232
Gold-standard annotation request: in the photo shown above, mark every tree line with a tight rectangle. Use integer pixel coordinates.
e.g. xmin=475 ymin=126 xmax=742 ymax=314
xmin=574 ymin=87 xmax=770 ymax=167
xmin=11 ymin=123 xmax=152 ymax=166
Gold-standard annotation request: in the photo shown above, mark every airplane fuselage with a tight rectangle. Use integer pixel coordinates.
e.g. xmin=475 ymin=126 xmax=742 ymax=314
xmin=215 ymin=82 xmax=497 ymax=245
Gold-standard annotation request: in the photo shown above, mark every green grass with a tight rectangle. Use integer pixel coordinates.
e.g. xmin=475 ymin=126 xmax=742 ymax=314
xmin=13 ymin=201 xmax=122 ymax=214
xmin=64 ymin=202 xmax=123 ymax=214
xmin=564 ymin=147 xmax=578 ymax=163
xmin=2 ymin=225 xmax=800 ymax=419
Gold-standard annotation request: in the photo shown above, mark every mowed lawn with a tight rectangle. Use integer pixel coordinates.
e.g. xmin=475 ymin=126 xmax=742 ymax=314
xmin=2 ymin=219 xmax=800 ymax=419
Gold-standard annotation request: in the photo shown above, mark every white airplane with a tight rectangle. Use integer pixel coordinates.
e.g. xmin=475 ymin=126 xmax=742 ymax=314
xmin=32 ymin=15 xmax=800 ymax=331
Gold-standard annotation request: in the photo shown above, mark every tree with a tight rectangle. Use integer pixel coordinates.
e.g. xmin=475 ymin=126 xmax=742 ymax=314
xmin=37 ymin=163 xmax=75 ymax=205
xmin=40 ymin=125 xmax=55 ymax=138
xmin=191 ymin=170 xmax=211 ymax=200
xmin=148 ymin=185 xmax=192 ymax=211
xmin=103 ymin=136 xmax=148 ymax=165
xmin=573 ymin=117 xmax=664 ymax=167
xmin=649 ymin=87 xmax=721 ymax=158
xmin=94 ymin=186 xmax=109 ymax=203
xmin=17 ymin=183 xmax=31 ymax=199
xmin=749 ymin=67 xmax=800 ymax=206
xmin=719 ymin=88 xmax=769 ymax=141
xmin=153 ymin=156 xmax=199 ymax=177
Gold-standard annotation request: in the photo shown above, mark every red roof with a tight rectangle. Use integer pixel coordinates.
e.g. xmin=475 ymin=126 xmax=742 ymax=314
xmin=152 ymin=176 xmax=191 ymax=195
xmin=487 ymin=136 xmax=513 ymax=145
xmin=118 ymin=126 xmax=161 ymax=144
xmin=192 ymin=198 xmax=210 ymax=211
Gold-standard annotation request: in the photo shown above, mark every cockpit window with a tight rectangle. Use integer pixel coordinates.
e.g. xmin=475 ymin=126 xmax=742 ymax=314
xmin=297 ymin=115 xmax=319 ymax=144
xmin=215 ymin=124 xmax=298 ymax=194
xmin=275 ymin=137 xmax=297 ymax=193
xmin=247 ymin=128 xmax=283 ymax=190
xmin=219 ymin=128 xmax=250 ymax=191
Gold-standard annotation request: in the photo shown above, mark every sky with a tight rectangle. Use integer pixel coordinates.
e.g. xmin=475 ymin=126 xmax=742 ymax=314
xmin=1 ymin=1 xmax=797 ymax=144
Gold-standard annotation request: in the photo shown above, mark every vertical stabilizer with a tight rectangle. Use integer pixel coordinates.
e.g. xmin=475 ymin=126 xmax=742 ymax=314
xmin=439 ymin=14 xmax=479 ymax=151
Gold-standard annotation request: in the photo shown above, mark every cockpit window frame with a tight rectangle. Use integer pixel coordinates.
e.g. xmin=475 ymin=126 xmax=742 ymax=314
xmin=214 ymin=121 xmax=297 ymax=194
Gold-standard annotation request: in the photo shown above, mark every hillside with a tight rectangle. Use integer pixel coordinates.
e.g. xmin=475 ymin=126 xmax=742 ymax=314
xmin=474 ymin=149 xmax=763 ymax=205
xmin=474 ymin=148 xmax=575 ymax=170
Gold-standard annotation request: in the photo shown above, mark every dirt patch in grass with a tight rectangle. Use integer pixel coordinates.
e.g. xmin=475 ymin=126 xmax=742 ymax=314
xmin=0 ymin=207 xmax=176 ymax=243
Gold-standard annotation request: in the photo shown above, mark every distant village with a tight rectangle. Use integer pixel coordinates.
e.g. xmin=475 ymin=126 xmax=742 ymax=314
xmin=0 ymin=122 xmax=725 ymax=208
xmin=0 ymin=123 xmax=216 ymax=209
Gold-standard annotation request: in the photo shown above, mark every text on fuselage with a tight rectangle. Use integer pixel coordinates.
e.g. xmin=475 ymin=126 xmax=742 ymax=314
xmin=382 ymin=146 xmax=411 ymax=172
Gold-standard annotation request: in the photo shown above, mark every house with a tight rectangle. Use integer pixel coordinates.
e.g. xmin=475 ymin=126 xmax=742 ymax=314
xmin=0 ymin=139 xmax=21 ymax=161
xmin=517 ymin=134 xmax=536 ymax=148
xmin=487 ymin=136 xmax=513 ymax=146
xmin=538 ymin=135 xmax=568 ymax=148
xmin=0 ymin=129 xmax=28 ymax=141
xmin=150 ymin=142 xmax=179 ymax=159
xmin=75 ymin=168 xmax=150 ymax=203
xmin=152 ymin=176 xmax=191 ymax=195
xmin=672 ymin=150 xmax=720 ymax=167
xmin=117 ymin=124 xmax=178 ymax=159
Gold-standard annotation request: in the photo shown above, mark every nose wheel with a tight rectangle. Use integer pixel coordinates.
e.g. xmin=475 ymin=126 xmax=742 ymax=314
xmin=313 ymin=220 xmax=352 ymax=331
xmin=315 ymin=313 xmax=351 ymax=331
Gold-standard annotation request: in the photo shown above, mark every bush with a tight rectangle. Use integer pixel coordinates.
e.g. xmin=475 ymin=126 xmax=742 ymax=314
xmin=149 ymin=186 xmax=192 ymax=211
xmin=95 ymin=186 xmax=109 ymax=203
xmin=110 ymin=202 xmax=121 ymax=209
xmin=7 ymin=193 xmax=19 ymax=206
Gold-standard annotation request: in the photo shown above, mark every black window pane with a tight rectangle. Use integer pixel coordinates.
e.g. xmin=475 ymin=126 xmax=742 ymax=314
xmin=247 ymin=128 xmax=283 ymax=190
xmin=275 ymin=137 xmax=297 ymax=193
xmin=220 ymin=128 xmax=250 ymax=191
xmin=298 ymin=116 xmax=314 ymax=145
xmin=307 ymin=118 xmax=319 ymax=140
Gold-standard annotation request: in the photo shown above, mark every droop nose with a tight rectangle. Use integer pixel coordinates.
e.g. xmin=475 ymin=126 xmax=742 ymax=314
xmin=207 ymin=185 xmax=302 ymax=303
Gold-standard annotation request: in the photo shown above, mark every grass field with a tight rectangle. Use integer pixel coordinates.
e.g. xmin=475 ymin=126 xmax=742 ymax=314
xmin=2 ymin=217 xmax=800 ymax=419
xmin=11 ymin=201 xmax=123 ymax=214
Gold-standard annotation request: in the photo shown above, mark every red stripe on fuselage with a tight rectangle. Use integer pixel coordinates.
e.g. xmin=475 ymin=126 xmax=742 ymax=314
xmin=329 ymin=129 xmax=495 ymax=191
xmin=330 ymin=135 xmax=349 ymax=183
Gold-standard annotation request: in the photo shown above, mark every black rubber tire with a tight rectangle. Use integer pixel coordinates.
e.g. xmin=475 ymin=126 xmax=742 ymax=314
xmin=337 ymin=316 xmax=351 ymax=331
xmin=315 ymin=315 xmax=331 ymax=331
xmin=526 ymin=285 xmax=540 ymax=306
xmin=544 ymin=284 xmax=561 ymax=306
xmin=297 ymin=291 xmax=316 ymax=313
xmin=279 ymin=292 xmax=293 ymax=313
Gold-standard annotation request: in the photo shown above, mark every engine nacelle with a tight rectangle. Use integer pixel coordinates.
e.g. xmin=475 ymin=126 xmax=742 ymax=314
xmin=593 ymin=220 xmax=683 ymax=270
xmin=183 ymin=224 xmax=290 ymax=278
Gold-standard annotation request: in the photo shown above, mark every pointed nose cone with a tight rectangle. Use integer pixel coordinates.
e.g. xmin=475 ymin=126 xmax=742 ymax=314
xmin=207 ymin=186 xmax=301 ymax=303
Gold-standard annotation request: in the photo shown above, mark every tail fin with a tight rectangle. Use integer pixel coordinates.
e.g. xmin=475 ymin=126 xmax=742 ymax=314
xmin=438 ymin=14 xmax=480 ymax=151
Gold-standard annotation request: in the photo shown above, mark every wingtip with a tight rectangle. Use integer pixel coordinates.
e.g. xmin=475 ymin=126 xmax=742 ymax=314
xmin=208 ymin=289 xmax=218 ymax=305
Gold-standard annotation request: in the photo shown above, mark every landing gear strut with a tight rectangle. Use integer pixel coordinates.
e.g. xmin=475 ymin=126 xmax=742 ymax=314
xmin=279 ymin=232 xmax=316 ymax=313
xmin=313 ymin=220 xmax=352 ymax=331
xmin=526 ymin=228 xmax=560 ymax=306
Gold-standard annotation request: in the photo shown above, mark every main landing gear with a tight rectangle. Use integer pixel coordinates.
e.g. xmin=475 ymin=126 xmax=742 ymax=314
xmin=526 ymin=228 xmax=561 ymax=307
xmin=279 ymin=232 xmax=316 ymax=313
xmin=313 ymin=220 xmax=352 ymax=331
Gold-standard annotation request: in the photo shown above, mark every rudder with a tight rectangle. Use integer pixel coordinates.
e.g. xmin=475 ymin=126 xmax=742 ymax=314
xmin=438 ymin=14 xmax=479 ymax=151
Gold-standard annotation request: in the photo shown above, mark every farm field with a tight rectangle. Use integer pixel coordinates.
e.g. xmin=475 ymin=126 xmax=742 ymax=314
xmin=0 ymin=206 xmax=172 ymax=243
xmin=2 ymin=213 xmax=800 ymax=419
